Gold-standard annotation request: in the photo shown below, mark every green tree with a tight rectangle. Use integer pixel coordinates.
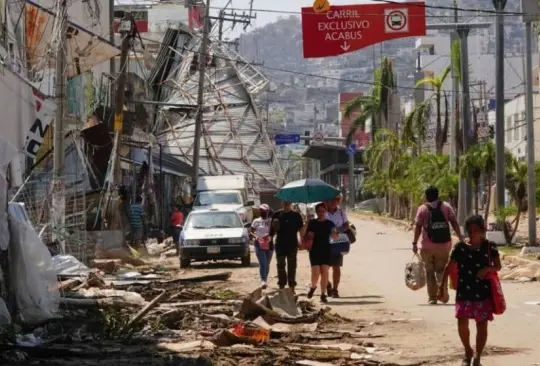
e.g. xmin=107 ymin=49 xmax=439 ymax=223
xmin=459 ymin=141 xmax=496 ymax=217
xmin=415 ymin=66 xmax=451 ymax=155
xmin=344 ymin=57 xmax=396 ymax=145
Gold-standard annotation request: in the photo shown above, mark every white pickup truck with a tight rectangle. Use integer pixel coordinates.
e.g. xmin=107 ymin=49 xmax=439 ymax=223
xmin=192 ymin=175 xmax=255 ymax=223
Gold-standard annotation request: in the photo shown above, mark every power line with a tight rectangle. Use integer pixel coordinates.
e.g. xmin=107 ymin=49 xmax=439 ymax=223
xmin=208 ymin=2 xmax=524 ymax=18
xmin=140 ymin=35 xmax=522 ymax=96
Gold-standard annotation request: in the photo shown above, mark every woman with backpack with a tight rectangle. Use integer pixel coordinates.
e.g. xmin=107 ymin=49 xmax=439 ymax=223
xmin=412 ymin=186 xmax=464 ymax=305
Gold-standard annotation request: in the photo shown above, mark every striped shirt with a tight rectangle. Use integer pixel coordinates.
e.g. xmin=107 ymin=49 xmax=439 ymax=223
xmin=128 ymin=204 xmax=145 ymax=228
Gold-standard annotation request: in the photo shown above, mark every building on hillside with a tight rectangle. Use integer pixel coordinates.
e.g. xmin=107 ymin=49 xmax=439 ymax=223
xmin=488 ymin=93 xmax=540 ymax=162
xmin=338 ymin=92 xmax=370 ymax=148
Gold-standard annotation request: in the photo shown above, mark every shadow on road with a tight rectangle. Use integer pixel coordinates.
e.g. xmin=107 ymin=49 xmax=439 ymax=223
xmin=329 ymin=300 xmax=384 ymax=306
xmin=417 ymin=303 xmax=454 ymax=307
xmin=338 ymin=295 xmax=384 ymax=299
xmin=190 ymin=261 xmax=258 ymax=269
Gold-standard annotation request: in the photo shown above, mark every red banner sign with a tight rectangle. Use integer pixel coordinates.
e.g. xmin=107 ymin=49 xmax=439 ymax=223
xmin=301 ymin=2 xmax=426 ymax=58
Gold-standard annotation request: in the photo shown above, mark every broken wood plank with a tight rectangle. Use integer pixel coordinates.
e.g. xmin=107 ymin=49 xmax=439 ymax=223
xmin=160 ymin=299 xmax=242 ymax=308
xmin=57 ymin=278 xmax=82 ymax=292
xmin=163 ymin=271 xmax=232 ymax=285
xmin=122 ymin=290 xmax=167 ymax=333
xmin=60 ymin=297 xmax=141 ymax=309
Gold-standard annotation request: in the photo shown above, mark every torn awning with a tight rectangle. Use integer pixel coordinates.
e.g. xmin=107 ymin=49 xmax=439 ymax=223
xmin=25 ymin=1 xmax=120 ymax=78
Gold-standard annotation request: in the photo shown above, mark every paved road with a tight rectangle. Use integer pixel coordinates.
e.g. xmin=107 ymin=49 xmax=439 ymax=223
xmin=285 ymin=216 xmax=540 ymax=365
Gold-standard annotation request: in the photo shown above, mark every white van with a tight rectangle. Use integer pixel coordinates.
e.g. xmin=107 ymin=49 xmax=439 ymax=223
xmin=193 ymin=175 xmax=255 ymax=223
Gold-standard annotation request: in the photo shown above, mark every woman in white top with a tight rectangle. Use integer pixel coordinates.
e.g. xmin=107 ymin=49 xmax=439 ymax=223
xmin=250 ymin=204 xmax=273 ymax=289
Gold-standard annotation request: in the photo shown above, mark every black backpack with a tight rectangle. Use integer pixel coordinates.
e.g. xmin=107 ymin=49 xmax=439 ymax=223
xmin=426 ymin=202 xmax=451 ymax=243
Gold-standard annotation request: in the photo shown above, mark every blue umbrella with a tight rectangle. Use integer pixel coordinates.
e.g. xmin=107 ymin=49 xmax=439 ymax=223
xmin=275 ymin=179 xmax=340 ymax=203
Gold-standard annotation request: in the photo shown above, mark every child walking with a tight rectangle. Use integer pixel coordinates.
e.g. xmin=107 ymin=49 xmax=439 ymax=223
xmin=439 ymin=215 xmax=501 ymax=366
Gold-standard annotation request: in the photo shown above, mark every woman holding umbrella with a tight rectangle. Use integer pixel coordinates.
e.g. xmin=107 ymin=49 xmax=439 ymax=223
xmin=302 ymin=202 xmax=339 ymax=303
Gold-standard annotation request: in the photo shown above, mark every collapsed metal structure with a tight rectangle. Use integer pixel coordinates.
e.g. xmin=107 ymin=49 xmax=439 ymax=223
xmin=151 ymin=26 xmax=284 ymax=195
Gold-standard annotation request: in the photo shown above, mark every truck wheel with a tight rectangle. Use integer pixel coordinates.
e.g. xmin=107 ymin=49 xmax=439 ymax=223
xmin=241 ymin=251 xmax=251 ymax=267
xmin=180 ymin=256 xmax=191 ymax=268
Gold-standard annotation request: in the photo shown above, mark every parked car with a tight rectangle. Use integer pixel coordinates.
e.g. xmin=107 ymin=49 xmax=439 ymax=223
xmin=179 ymin=209 xmax=251 ymax=268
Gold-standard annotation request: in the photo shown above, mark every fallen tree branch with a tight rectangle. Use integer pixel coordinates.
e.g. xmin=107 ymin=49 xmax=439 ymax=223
xmin=122 ymin=290 xmax=167 ymax=334
xmin=59 ymin=297 xmax=141 ymax=309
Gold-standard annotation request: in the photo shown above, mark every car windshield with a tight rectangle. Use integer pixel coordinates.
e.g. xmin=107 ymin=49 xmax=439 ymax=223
xmin=185 ymin=211 xmax=243 ymax=229
xmin=194 ymin=192 xmax=241 ymax=206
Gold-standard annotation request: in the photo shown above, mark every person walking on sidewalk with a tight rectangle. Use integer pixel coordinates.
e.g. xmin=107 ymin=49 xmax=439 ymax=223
xmin=251 ymin=204 xmax=273 ymax=289
xmin=304 ymin=202 xmax=339 ymax=303
xmin=269 ymin=201 xmax=304 ymax=293
xmin=129 ymin=195 xmax=148 ymax=254
xmin=439 ymin=215 xmax=501 ymax=366
xmin=412 ymin=186 xmax=464 ymax=305
xmin=325 ymin=194 xmax=350 ymax=298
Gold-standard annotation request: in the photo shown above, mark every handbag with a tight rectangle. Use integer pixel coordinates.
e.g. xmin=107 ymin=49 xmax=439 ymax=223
xmin=487 ymin=243 xmax=506 ymax=315
xmin=258 ymin=236 xmax=271 ymax=250
xmin=300 ymin=232 xmax=313 ymax=251
xmin=340 ymin=210 xmax=356 ymax=244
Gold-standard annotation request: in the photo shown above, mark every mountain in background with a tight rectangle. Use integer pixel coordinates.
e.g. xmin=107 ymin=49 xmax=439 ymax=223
xmin=237 ymin=0 xmax=525 ymax=134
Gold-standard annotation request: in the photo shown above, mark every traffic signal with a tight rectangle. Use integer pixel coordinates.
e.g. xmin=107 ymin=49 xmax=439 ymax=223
xmin=489 ymin=125 xmax=494 ymax=139
xmin=304 ymin=130 xmax=310 ymax=146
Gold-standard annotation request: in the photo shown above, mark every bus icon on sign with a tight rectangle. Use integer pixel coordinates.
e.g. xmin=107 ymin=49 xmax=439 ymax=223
xmin=385 ymin=9 xmax=408 ymax=33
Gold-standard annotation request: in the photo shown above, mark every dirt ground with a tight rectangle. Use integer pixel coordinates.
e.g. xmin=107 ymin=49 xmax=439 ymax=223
xmin=4 ymin=215 xmax=540 ymax=365
xmin=175 ymin=214 xmax=540 ymax=365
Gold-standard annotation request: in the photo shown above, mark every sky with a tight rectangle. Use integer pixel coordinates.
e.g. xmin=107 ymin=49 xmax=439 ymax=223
xmin=211 ymin=0 xmax=402 ymax=38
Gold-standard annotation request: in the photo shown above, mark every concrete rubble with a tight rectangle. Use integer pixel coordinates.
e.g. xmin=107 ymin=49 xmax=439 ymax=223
xmin=0 ymin=243 xmax=412 ymax=366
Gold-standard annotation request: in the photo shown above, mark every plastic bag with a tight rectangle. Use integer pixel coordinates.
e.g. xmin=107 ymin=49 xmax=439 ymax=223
xmin=8 ymin=203 xmax=59 ymax=324
xmin=405 ymin=255 xmax=426 ymax=291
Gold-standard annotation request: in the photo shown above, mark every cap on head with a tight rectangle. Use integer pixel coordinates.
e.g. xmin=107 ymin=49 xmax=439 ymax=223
xmin=259 ymin=204 xmax=270 ymax=211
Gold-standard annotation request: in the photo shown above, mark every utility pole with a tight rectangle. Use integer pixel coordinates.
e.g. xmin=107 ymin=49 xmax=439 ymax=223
xmin=348 ymin=149 xmax=355 ymax=209
xmin=494 ymin=0 xmax=507 ymax=210
xmin=52 ymin=0 xmax=67 ymax=253
xmin=457 ymin=25 xmax=473 ymax=218
xmin=192 ymin=0 xmax=211 ymax=182
xmin=425 ymin=21 xmax=491 ymax=225
xmin=104 ymin=13 xmax=134 ymax=230
xmin=212 ymin=0 xmax=255 ymax=41
xmin=449 ymin=2 xmax=459 ymax=170
xmin=522 ymin=0 xmax=539 ymax=246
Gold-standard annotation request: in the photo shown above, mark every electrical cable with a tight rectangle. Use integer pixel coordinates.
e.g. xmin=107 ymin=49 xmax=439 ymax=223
xmin=207 ymin=2 xmax=524 ymax=18
xmin=140 ymin=34 xmax=526 ymax=97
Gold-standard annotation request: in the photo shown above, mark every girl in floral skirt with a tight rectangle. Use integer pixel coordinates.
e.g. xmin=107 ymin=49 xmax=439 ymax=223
xmin=439 ymin=215 xmax=501 ymax=366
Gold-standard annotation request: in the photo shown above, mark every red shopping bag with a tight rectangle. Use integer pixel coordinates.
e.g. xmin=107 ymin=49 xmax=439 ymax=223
xmin=300 ymin=232 xmax=313 ymax=251
xmin=487 ymin=244 xmax=506 ymax=315
xmin=258 ymin=236 xmax=270 ymax=250
xmin=487 ymin=272 xmax=506 ymax=315
xmin=448 ymin=262 xmax=458 ymax=290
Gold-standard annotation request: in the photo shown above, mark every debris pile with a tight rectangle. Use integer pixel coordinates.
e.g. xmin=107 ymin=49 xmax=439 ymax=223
xmin=0 ymin=253 xmax=398 ymax=366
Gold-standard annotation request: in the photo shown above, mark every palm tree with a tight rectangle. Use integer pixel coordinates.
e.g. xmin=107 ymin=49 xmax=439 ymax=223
xmin=344 ymin=57 xmax=396 ymax=145
xmin=505 ymin=155 xmax=528 ymax=243
xmin=401 ymin=100 xmax=432 ymax=151
xmin=415 ymin=66 xmax=451 ymax=155
xmin=460 ymin=141 xmax=496 ymax=216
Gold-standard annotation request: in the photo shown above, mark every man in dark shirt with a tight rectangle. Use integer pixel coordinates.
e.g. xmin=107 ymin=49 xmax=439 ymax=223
xmin=269 ymin=201 xmax=304 ymax=292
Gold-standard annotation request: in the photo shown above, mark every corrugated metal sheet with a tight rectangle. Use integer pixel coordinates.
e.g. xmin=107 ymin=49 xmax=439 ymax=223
xmin=152 ymin=34 xmax=283 ymax=191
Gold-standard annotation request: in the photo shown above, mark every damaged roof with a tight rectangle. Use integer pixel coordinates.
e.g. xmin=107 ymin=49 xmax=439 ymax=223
xmin=153 ymin=28 xmax=283 ymax=191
